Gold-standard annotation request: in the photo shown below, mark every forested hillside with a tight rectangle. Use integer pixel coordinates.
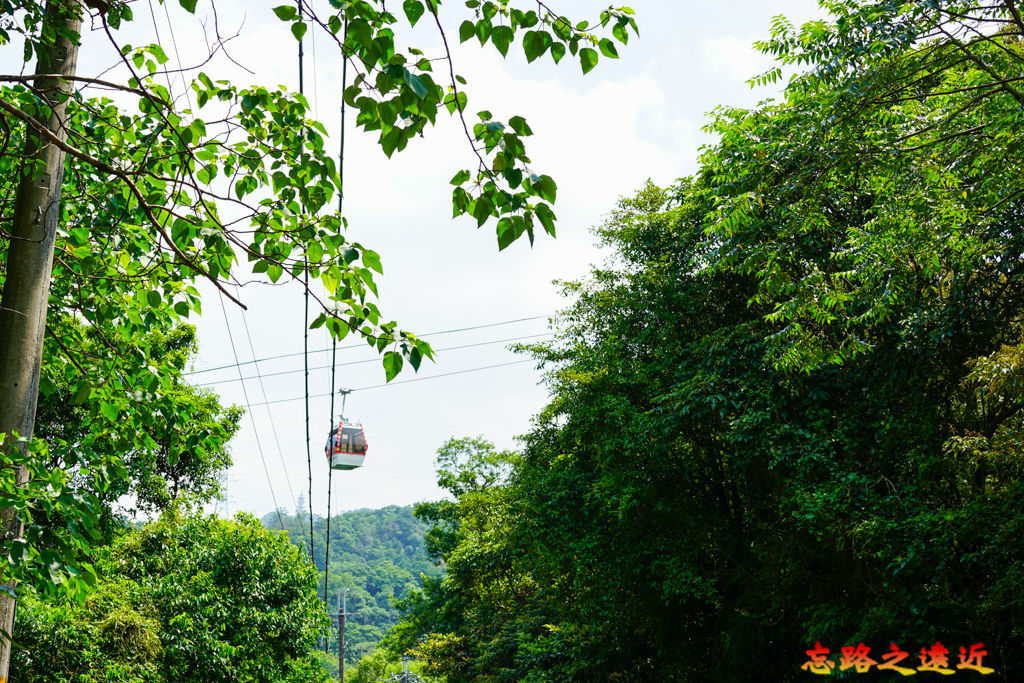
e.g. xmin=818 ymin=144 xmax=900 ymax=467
xmin=265 ymin=505 xmax=441 ymax=666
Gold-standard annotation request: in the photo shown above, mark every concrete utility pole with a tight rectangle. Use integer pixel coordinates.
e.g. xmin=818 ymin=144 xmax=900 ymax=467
xmin=0 ymin=1 xmax=84 ymax=678
xmin=339 ymin=588 xmax=346 ymax=681
xmin=329 ymin=587 xmax=353 ymax=681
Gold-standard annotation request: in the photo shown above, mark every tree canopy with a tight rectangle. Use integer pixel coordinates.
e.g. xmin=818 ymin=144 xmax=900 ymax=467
xmin=0 ymin=0 xmax=638 ymax=602
xmin=13 ymin=510 xmax=330 ymax=682
xmin=387 ymin=2 xmax=1024 ymax=680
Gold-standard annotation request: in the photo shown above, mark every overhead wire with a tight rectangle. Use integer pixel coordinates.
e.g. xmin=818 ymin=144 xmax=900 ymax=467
xmin=309 ymin=0 xmax=320 ymax=120
xmin=324 ymin=15 xmax=349 ymax=648
xmin=218 ymin=294 xmax=288 ymax=532
xmin=237 ymin=296 xmax=312 ymax=550
xmin=154 ymin=1 xmax=549 ymax=586
xmin=192 ymin=332 xmax=553 ymax=387
xmin=323 ymin=337 xmax=336 ymax=641
xmin=298 ymin=0 xmax=316 ymax=569
xmin=160 ymin=0 xmax=190 ymax=109
xmin=148 ymin=2 xmax=293 ymax=533
xmin=185 ymin=315 xmax=552 ymax=375
xmin=246 ymin=358 xmax=535 ymax=407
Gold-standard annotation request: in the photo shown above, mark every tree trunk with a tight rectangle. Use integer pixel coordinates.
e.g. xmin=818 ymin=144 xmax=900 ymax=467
xmin=0 ymin=2 xmax=83 ymax=678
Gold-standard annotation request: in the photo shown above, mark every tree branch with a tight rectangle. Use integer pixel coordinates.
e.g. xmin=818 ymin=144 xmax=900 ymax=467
xmin=0 ymin=97 xmax=246 ymax=309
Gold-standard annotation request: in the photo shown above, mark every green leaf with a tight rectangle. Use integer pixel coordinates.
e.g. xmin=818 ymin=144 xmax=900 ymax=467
xmin=476 ymin=19 xmax=491 ymax=45
xmin=307 ymin=241 xmax=323 ymax=263
xmin=496 ymin=217 xmax=516 ymax=250
xmin=612 ymin=21 xmax=629 ymax=44
xmin=492 ymin=25 xmax=514 ymax=57
xmin=450 ymin=169 xmax=472 ymax=185
xmin=322 ymin=267 xmax=339 ymax=294
xmin=472 ymin=195 xmax=494 ymax=227
xmin=383 ymin=351 xmax=403 ymax=382
xmin=404 ymin=0 xmax=425 ymax=26
xmin=550 ymin=42 xmax=566 ymax=64
xmin=100 ymin=402 xmax=119 ymax=422
xmin=403 ymin=69 xmax=429 ymax=99
xmin=523 ymin=30 xmax=552 ymax=63
xmin=71 ymin=383 xmax=92 ymax=406
xmin=459 ymin=20 xmax=475 ymax=43
xmin=508 ymin=116 xmax=532 ymax=136
xmin=362 ymin=250 xmax=384 ymax=274
xmin=272 ymin=5 xmax=297 ymax=20
xmin=381 ymin=128 xmax=403 ymax=158
xmin=291 ymin=22 xmax=308 ymax=41
xmin=599 ymin=37 xmax=619 ymax=59
xmin=536 ymin=175 xmax=557 ymax=203
xmin=178 ymin=0 xmax=197 ymax=13
xmin=536 ymin=202 xmax=556 ymax=237
xmin=580 ymin=47 xmax=599 ymax=74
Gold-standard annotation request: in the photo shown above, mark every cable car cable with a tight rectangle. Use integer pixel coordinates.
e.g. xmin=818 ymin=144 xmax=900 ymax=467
xmin=237 ymin=299 xmax=312 ymax=551
xmin=324 ymin=18 xmax=349 ymax=643
xmin=218 ymin=293 xmax=288 ymax=532
xmin=296 ymin=0 xmax=317 ymax=569
xmin=192 ymin=332 xmax=554 ymax=387
xmin=323 ymin=346 xmax=335 ymax=644
xmin=149 ymin=8 xmax=304 ymax=541
xmin=243 ymin=358 xmax=532 ymax=405
xmin=185 ymin=315 xmax=552 ymax=375
xmin=305 ymin=264 xmax=316 ymax=568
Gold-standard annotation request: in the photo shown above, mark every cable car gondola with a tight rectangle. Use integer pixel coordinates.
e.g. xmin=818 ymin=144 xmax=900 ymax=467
xmin=325 ymin=419 xmax=368 ymax=470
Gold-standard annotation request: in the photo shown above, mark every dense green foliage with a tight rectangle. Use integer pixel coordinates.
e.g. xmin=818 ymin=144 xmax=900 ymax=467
xmin=0 ymin=0 xmax=636 ymax=601
xmin=348 ymin=650 xmax=442 ymax=683
xmin=387 ymin=2 xmax=1024 ymax=680
xmin=35 ymin=323 xmax=241 ymax=525
xmin=12 ymin=510 xmax=329 ymax=682
xmin=266 ymin=505 xmax=441 ymax=667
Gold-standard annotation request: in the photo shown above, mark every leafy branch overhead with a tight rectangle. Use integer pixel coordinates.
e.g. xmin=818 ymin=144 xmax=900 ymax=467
xmin=2 ymin=0 xmax=637 ymax=389
xmin=275 ymin=0 xmax=637 ymax=250
xmin=0 ymin=0 xmax=638 ymax=595
xmin=711 ymin=0 xmax=1024 ymax=370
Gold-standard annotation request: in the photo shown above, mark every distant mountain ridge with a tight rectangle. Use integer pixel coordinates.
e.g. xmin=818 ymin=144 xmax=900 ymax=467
xmin=262 ymin=504 xmax=441 ymax=664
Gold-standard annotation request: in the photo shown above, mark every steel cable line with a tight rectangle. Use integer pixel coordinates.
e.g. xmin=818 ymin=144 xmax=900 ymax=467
xmin=297 ymin=0 xmax=316 ymax=569
xmin=323 ymin=339 xmax=336 ymax=646
xmin=323 ymin=14 xmax=349 ymax=648
xmin=218 ymin=293 xmax=288 ymax=532
xmin=245 ymin=358 xmax=535 ymax=407
xmin=150 ymin=5 xmax=297 ymax=535
xmin=192 ymin=332 xmax=553 ymax=387
xmin=184 ymin=315 xmax=551 ymax=375
xmin=237 ymin=298 xmax=312 ymax=551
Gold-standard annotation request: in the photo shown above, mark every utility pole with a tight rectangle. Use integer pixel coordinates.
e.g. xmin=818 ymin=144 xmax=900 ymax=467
xmin=397 ymin=654 xmax=421 ymax=683
xmin=0 ymin=1 xmax=85 ymax=679
xmin=328 ymin=587 xmax=354 ymax=682
xmin=339 ymin=588 xmax=345 ymax=681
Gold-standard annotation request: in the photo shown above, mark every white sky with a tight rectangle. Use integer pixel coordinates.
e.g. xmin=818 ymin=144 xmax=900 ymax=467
xmin=6 ymin=1 xmax=827 ymax=518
